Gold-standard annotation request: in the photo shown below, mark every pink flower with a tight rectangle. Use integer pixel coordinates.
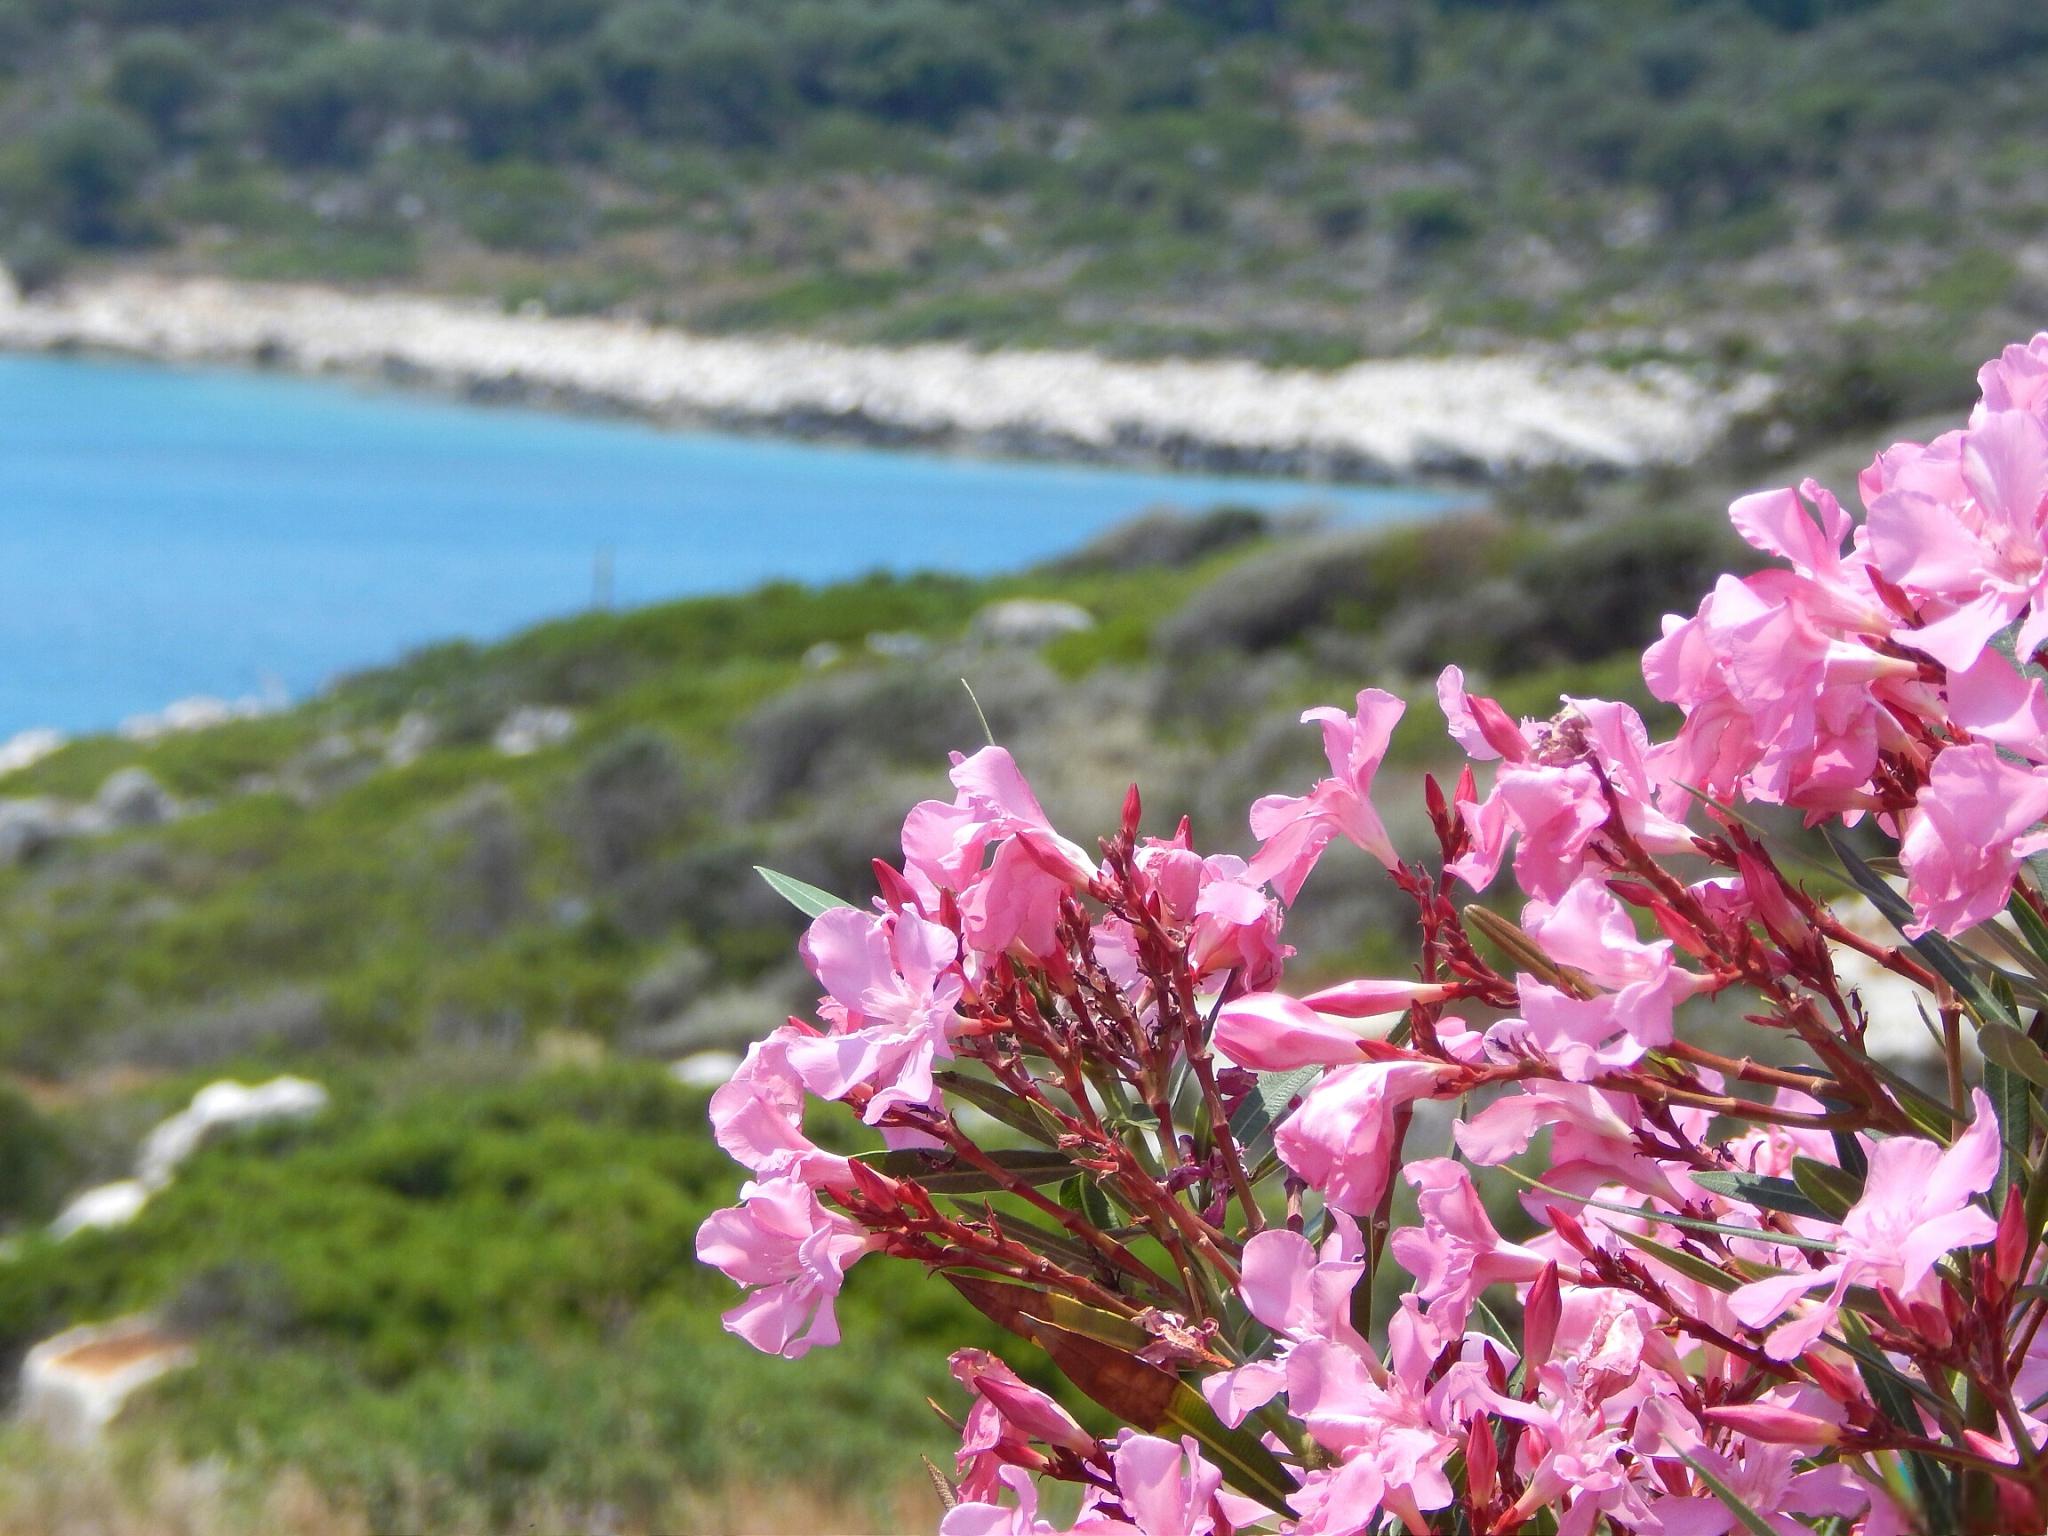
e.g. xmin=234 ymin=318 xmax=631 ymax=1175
xmin=1212 ymin=985 xmax=1442 ymax=1071
xmin=939 ymin=1466 xmax=1075 ymax=1536
xmin=951 ymin=745 xmax=1100 ymax=887
xmin=1391 ymin=1158 xmax=1548 ymax=1332
xmin=790 ymin=905 xmax=964 ymax=1121
xmin=1441 ymin=685 xmax=1691 ymax=899
xmin=1106 ymin=1433 xmax=1223 ymax=1536
xmin=1202 ymin=1211 xmax=1368 ymax=1426
xmin=1248 ymin=689 xmax=1405 ymax=904
xmin=950 ymin=1349 xmax=1092 ymax=1500
xmin=1274 ymin=1061 xmax=1449 ymax=1215
xmin=1899 ymin=741 xmax=2048 ymax=937
xmin=707 ymin=1024 xmax=852 ymax=1191
xmin=694 ymin=1176 xmax=876 ymax=1359
xmin=1868 ymin=409 xmax=2048 ymax=670
xmin=1132 ymin=837 xmax=1291 ymax=989
xmin=1729 ymin=1090 xmax=2002 ymax=1360
xmin=1947 ymin=648 xmax=2048 ymax=761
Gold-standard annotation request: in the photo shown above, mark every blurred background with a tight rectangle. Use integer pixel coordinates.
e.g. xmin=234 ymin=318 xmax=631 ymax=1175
xmin=0 ymin=1 xmax=2038 ymax=1531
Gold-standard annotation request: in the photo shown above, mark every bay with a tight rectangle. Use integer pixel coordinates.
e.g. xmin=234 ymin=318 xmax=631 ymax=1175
xmin=0 ymin=353 xmax=1456 ymax=735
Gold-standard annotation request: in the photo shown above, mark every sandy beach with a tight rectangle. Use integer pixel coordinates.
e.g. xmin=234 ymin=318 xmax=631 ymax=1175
xmin=0 ymin=272 xmax=1769 ymax=481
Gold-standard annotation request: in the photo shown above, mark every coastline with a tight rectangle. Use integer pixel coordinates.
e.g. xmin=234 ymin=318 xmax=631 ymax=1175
xmin=0 ymin=272 xmax=1770 ymax=482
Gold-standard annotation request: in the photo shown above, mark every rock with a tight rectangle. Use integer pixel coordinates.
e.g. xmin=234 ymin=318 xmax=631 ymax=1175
xmin=94 ymin=767 xmax=176 ymax=829
xmin=865 ymin=631 xmax=930 ymax=660
xmin=493 ymin=705 xmax=576 ymax=756
xmin=970 ymin=598 xmax=1096 ymax=646
xmin=670 ymin=1051 xmax=742 ymax=1089
xmin=0 ymin=798 xmax=76 ymax=866
xmin=1829 ymin=898 xmax=1977 ymax=1069
xmin=801 ymin=641 xmax=844 ymax=670
xmin=136 ymin=1077 xmax=329 ymax=1190
xmin=19 ymin=1317 xmax=194 ymax=1446
xmin=49 ymin=1181 xmax=150 ymax=1240
xmin=384 ymin=711 xmax=436 ymax=768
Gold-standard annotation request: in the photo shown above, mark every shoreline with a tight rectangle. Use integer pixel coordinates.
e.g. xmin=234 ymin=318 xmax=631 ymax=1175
xmin=0 ymin=272 xmax=1771 ymax=483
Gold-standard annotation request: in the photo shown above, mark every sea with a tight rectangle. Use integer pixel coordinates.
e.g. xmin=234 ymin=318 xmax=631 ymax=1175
xmin=0 ymin=353 xmax=1458 ymax=736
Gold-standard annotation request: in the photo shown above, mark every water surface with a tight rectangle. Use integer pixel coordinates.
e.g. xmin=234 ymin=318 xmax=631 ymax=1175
xmin=0 ymin=354 xmax=1456 ymax=734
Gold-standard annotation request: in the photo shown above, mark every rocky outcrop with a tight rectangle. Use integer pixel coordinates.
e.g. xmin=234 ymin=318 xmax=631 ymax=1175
xmin=19 ymin=1317 xmax=193 ymax=1446
xmin=0 ymin=274 xmax=1771 ymax=481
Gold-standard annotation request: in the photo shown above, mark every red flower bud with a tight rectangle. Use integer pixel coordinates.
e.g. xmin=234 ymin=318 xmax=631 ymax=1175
xmin=1703 ymin=1403 xmax=1842 ymax=1447
xmin=1522 ymin=1262 xmax=1561 ymax=1383
xmin=1465 ymin=1414 xmax=1498 ymax=1504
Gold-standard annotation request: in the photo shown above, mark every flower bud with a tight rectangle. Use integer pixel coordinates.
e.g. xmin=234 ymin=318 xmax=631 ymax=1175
xmin=1465 ymin=1414 xmax=1497 ymax=1504
xmin=1702 ymin=1403 xmax=1841 ymax=1447
xmin=1521 ymin=1262 xmax=1561 ymax=1382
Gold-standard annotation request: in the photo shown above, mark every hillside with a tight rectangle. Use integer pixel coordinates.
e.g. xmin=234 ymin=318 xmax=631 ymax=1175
xmin=0 ymin=0 xmax=2042 ymax=394
xmin=0 ymin=472 xmax=1767 ymax=1529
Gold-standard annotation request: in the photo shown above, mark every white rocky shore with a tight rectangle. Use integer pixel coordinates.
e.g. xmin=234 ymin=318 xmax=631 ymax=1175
xmin=0 ymin=272 xmax=1770 ymax=480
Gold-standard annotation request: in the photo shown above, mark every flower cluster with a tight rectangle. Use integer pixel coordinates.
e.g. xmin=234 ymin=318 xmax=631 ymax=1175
xmin=697 ymin=340 xmax=2048 ymax=1535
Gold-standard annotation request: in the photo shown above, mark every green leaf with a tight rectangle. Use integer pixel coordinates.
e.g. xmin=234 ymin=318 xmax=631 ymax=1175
xmin=2012 ymin=883 xmax=2048 ymax=971
xmin=1789 ymin=1156 xmax=1862 ymax=1221
xmin=1689 ymin=1169 xmax=1829 ymax=1222
xmin=934 ymin=1070 xmax=1066 ymax=1146
xmin=753 ymin=865 xmax=854 ymax=919
xmin=1982 ymin=1020 xmax=2048 ymax=1091
xmin=1058 ymin=1173 xmax=1114 ymax=1230
xmin=1500 ymin=1166 xmax=1840 ymax=1251
xmin=1822 ymin=826 xmax=2016 ymax=1027
xmin=1160 ymin=1380 xmax=1299 ymax=1516
xmin=1989 ymin=1055 xmax=2034 ymax=1215
xmin=1611 ymin=1226 xmax=1740 ymax=1294
xmin=873 ymin=1147 xmax=1075 ymax=1193
xmin=1674 ymin=1450 xmax=1780 ymax=1536
xmin=1227 ymin=1066 xmax=1319 ymax=1165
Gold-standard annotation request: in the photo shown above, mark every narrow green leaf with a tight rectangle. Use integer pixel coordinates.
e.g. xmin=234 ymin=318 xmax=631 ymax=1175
xmin=1675 ymin=1450 xmax=1781 ymax=1536
xmin=1611 ymin=1226 xmax=1741 ymax=1294
xmin=1689 ymin=1169 xmax=1828 ymax=1222
xmin=1058 ymin=1174 xmax=1114 ymax=1230
xmin=2012 ymin=885 xmax=2048 ymax=972
xmin=934 ymin=1070 xmax=1066 ymax=1145
xmin=1822 ymin=826 xmax=2016 ymax=1026
xmin=1160 ymin=1380 xmax=1299 ymax=1516
xmin=753 ymin=865 xmax=854 ymax=919
xmin=874 ymin=1147 xmax=1074 ymax=1193
xmin=1989 ymin=1056 xmax=2033 ymax=1215
xmin=1500 ymin=1166 xmax=1840 ymax=1251
xmin=1227 ymin=1067 xmax=1319 ymax=1165
xmin=1982 ymin=1020 xmax=2048 ymax=1091
xmin=1789 ymin=1156 xmax=1862 ymax=1221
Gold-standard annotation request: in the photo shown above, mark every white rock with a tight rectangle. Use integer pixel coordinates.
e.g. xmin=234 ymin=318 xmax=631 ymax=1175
xmin=0 ymin=273 xmax=1770 ymax=479
xmin=670 ymin=1050 xmax=743 ymax=1088
xmin=49 ymin=1181 xmax=150 ymax=1240
xmin=136 ymin=1077 xmax=329 ymax=1190
xmin=866 ymin=631 xmax=930 ymax=659
xmin=801 ymin=641 xmax=844 ymax=670
xmin=0 ymin=798 xmax=77 ymax=865
xmin=94 ymin=767 xmax=177 ymax=829
xmin=1828 ymin=897 xmax=1978 ymax=1068
xmin=493 ymin=705 xmax=576 ymax=757
xmin=970 ymin=598 xmax=1096 ymax=646
xmin=384 ymin=711 xmax=436 ymax=768
xmin=19 ymin=1317 xmax=193 ymax=1446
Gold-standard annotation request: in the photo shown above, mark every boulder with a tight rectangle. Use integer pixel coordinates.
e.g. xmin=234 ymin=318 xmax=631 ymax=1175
xmin=493 ymin=705 xmax=576 ymax=757
xmin=671 ymin=1051 xmax=742 ymax=1089
xmin=0 ymin=798 xmax=75 ymax=865
xmin=136 ymin=1076 xmax=330 ymax=1190
xmin=969 ymin=598 xmax=1096 ymax=647
xmin=49 ymin=1180 xmax=150 ymax=1240
xmin=19 ymin=1317 xmax=193 ymax=1447
xmin=94 ymin=767 xmax=177 ymax=829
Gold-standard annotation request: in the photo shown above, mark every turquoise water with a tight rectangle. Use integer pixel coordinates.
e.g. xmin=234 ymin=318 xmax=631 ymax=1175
xmin=0 ymin=353 xmax=1456 ymax=734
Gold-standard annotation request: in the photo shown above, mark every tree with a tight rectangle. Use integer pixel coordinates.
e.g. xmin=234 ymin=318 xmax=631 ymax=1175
xmin=33 ymin=104 xmax=155 ymax=245
xmin=108 ymin=30 xmax=215 ymax=140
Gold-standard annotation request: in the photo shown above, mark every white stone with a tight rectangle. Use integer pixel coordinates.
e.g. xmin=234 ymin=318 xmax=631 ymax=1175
xmin=19 ymin=1317 xmax=193 ymax=1446
xmin=384 ymin=711 xmax=436 ymax=768
xmin=493 ymin=705 xmax=576 ymax=757
xmin=670 ymin=1050 xmax=743 ymax=1088
xmin=0 ymin=274 xmax=1772 ymax=478
xmin=49 ymin=1181 xmax=150 ymax=1241
xmin=970 ymin=598 xmax=1096 ymax=646
xmin=866 ymin=631 xmax=930 ymax=660
xmin=94 ymin=767 xmax=177 ymax=829
xmin=136 ymin=1077 xmax=330 ymax=1190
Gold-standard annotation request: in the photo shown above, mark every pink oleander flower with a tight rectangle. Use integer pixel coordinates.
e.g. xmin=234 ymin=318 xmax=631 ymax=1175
xmin=1274 ymin=1060 xmax=1451 ymax=1215
xmin=1438 ymin=678 xmax=1691 ymax=899
xmin=791 ymin=905 xmax=964 ymax=1122
xmin=1899 ymin=740 xmax=2048 ymax=937
xmin=707 ymin=1023 xmax=853 ymax=1190
xmin=1202 ymin=1212 xmax=1365 ymax=1426
xmin=1729 ymin=1089 xmax=2001 ymax=1361
xmin=1947 ymin=648 xmax=2048 ymax=761
xmin=1212 ymin=982 xmax=1446 ymax=1071
xmin=1284 ymin=1303 xmax=1461 ymax=1521
xmin=951 ymin=1349 xmax=1093 ymax=1501
xmin=1131 ymin=836 xmax=1291 ymax=990
xmin=1104 ymin=1433 xmax=1224 ymax=1536
xmin=1391 ymin=1157 xmax=1548 ymax=1334
xmin=694 ymin=1175 xmax=877 ymax=1359
xmin=1640 ymin=1394 xmax=1891 ymax=1536
xmin=940 ymin=1465 xmax=1076 ymax=1536
xmin=1248 ymin=688 xmax=1404 ymax=904
xmin=1868 ymin=408 xmax=2048 ymax=672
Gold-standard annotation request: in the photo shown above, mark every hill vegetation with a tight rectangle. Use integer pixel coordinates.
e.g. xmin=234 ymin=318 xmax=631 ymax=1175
xmin=0 ymin=0 xmax=2043 ymax=377
xmin=0 ymin=472 xmax=1771 ymax=1527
